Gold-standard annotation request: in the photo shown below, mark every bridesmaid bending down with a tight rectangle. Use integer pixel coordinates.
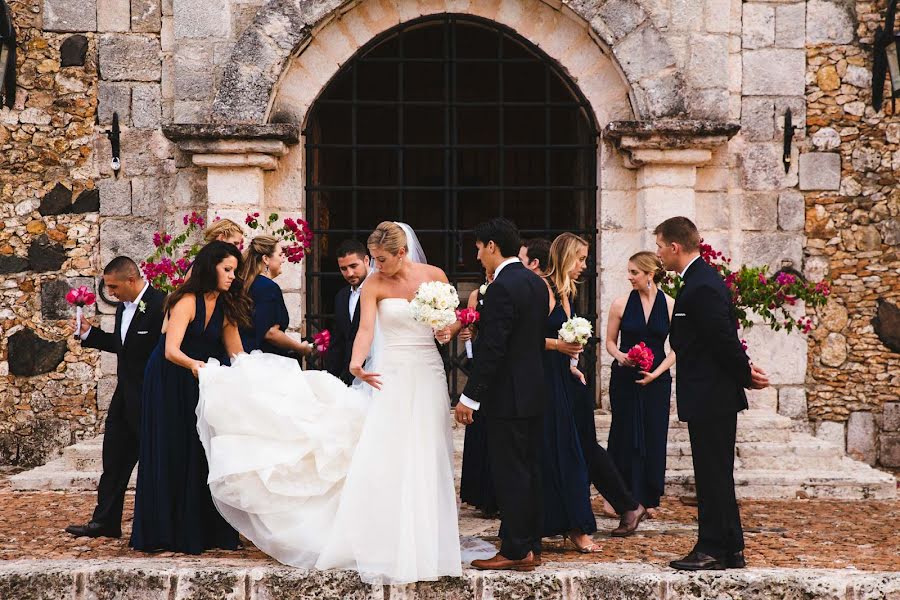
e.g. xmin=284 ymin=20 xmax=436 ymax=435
xmin=131 ymin=241 xmax=253 ymax=554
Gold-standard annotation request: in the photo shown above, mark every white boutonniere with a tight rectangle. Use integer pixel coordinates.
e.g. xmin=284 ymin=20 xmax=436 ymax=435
xmin=479 ymin=283 xmax=489 ymax=295
xmin=138 ymin=300 xmax=146 ymax=314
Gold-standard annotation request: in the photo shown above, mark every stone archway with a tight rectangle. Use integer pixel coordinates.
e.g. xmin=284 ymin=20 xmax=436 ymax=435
xmin=211 ymin=0 xmax=687 ymax=125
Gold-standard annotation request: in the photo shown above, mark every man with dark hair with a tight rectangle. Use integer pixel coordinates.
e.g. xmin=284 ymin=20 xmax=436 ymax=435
xmin=654 ymin=216 xmax=769 ymax=571
xmin=456 ymin=217 xmax=548 ymax=572
xmin=66 ymin=256 xmax=165 ymax=539
xmin=518 ymin=238 xmax=551 ymax=275
xmin=325 ymin=239 xmax=371 ymax=384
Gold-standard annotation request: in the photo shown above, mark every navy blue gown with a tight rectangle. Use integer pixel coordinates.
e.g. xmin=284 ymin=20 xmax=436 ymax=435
xmin=607 ymin=289 xmax=672 ymax=509
xmin=131 ymin=294 xmax=240 ymax=554
xmin=460 ymin=288 xmax=497 ymax=514
xmin=240 ymin=275 xmax=290 ymax=355
xmin=541 ymin=296 xmax=596 ymax=538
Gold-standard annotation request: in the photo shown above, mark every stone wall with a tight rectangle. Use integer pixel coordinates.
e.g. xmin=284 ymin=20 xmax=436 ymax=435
xmin=801 ymin=0 xmax=900 ymax=469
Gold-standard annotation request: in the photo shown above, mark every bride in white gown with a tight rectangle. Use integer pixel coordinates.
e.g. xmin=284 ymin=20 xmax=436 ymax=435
xmin=195 ymin=221 xmax=490 ymax=584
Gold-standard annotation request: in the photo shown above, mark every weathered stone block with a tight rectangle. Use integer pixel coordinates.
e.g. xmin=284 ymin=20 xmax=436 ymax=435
xmin=873 ymin=299 xmax=900 ymax=353
xmin=8 ymin=328 xmax=68 ymax=377
xmin=806 ymin=0 xmax=854 ymax=45
xmin=99 ymin=178 xmax=132 ymax=216
xmin=132 ymin=0 xmax=162 ymax=33
xmin=97 ymin=0 xmax=131 ymax=32
xmin=98 ymin=82 xmax=131 ymax=126
xmin=843 ymin=65 xmax=871 ymax=88
xmin=775 ymin=2 xmax=805 ymax=48
xmin=740 ymin=192 xmax=778 ymax=231
xmin=878 ymin=218 xmax=900 ymax=246
xmin=777 ymin=189 xmax=805 ymax=231
xmin=815 ymin=420 xmax=845 ymax=450
xmin=798 ymin=152 xmax=840 ymax=191
xmin=741 ymin=97 xmax=775 ymax=141
xmin=695 ymin=192 xmax=730 ymax=230
xmin=743 ymin=3 xmax=774 ymax=49
xmin=811 ymin=127 xmax=840 ymax=150
xmin=687 ymin=35 xmax=728 ymax=90
xmin=98 ymin=35 xmax=161 ymax=82
xmin=174 ymin=42 xmax=215 ymax=102
xmin=747 ymin=386 xmax=777 ymax=412
xmin=597 ymin=0 xmax=647 ymax=41
xmin=740 ymin=143 xmax=782 ymax=191
xmin=99 ymin=218 xmax=157 ymax=268
xmin=0 ymin=256 xmax=29 ymax=274
xmin=820 ymin=300 xmax=849 ymax=332
xmin=880 ymin=433 xmax=900 ymax=468
xmin=883 ymin=403 xmax=900 ymax=432
xmin=28 ymin=234 xmax=67 ymax=272
xmin=743 ymin=324 xmax=807 ymax=385
xmin=132 ymin=84 xmax=162 ymax=129
xmin=60 ymin=35 xmax=89 ymax=67
xmin=847 ymin=411 xmax=876 ymax=465
xmin=778 ymin=387 xmax=807 ymax=419
xmin=131 ymin=177 xmax=162 ymax=217
xmin=39 ymin=183 xmax=72 ymax=216
xmin=743 ymin=49 xmax=805 ymax=96
xmin=174 ymin=0 xmax=231 ymax=38
xmin=43 ymin=0 xmax=97 ymax=32
xmin=71 ymin=189 xmax=100 ymax=214
xmin=41 ymin=278 xmax=93 ymax=320
xmin=614 ymin=25 xmax=676 ymax=83
xmin=820 ymin=332 xmax=847 ymax=367
xmin=98 ymin=377 xmax=118 ymax=411
xmin=740 ymin=231 xmax=803 ymax=273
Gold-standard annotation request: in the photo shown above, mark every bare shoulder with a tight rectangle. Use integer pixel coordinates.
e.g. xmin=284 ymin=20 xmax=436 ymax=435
xmin=423 ymin=263 xmax=448 ymax=283
xmin=172 ymin=294 xmax=196 ymax=314
xmin=664 ymin=293 xmax=676 ymax=308
xmin=609 ymin=295 xmax=628 ymax=315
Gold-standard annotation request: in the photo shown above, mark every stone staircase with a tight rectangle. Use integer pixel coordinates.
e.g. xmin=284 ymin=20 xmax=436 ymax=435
xmin=11 ymin=410 xmax=897 ymax=499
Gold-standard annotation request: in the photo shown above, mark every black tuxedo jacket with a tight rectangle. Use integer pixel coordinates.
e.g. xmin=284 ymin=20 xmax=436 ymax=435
xmin=325 ymin=285 xmax=361 ymax=385
xmin=82 ymin=286 xmax=165 ymax=430
xmin=669 ymin=258 xmax=751 ymax=422
xmin=463 ymin=262 xmax=549 ymax=419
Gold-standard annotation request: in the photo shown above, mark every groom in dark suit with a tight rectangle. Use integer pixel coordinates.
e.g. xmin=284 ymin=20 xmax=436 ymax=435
xmin=66 ymin=256 xmax=165 ymax=538
xmin=325 ymin=239 xmax=370 ymax=384
xmin=655 ymin=217 xmax=769 ymax=570
xmin=454 ymin=218 xmax=548 ymax=572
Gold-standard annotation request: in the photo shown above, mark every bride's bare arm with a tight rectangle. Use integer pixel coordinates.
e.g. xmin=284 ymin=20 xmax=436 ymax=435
xmin=348 ymin=282 xmax=382 ymax=388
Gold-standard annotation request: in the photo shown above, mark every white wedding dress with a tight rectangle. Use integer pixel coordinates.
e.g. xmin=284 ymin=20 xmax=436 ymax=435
xmin=196 ymin=298 xmax=483 ymax=584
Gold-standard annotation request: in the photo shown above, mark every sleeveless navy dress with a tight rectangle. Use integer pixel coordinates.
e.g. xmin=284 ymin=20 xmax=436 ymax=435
xmin=607 ymin=289 xmax=672 ymax=509
xmin=131 ymin=294 xmax=240 ymax=554
xmin=240 ymin=275 xmax=290 ymax=355
xmin=541 ymin=294 xmax=596 ymax=537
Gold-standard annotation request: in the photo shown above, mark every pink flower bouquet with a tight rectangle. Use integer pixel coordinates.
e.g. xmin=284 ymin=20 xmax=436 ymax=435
xmin=66 ymin=286 xmax=96 ymax=339
xmin=456 ymin=307 xmax=481 ymax=358
xmin=626 ymin=342 xmax=654 ymax=372
xmin=313 ymin=329 xmax=331 ymax=355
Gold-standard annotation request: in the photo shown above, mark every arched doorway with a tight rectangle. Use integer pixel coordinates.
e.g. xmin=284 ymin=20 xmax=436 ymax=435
xmin=304 ymin=14 xmax=597 ymax=397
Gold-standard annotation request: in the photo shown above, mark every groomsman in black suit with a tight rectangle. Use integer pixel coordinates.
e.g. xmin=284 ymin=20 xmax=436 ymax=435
xmin=66 ymin=256 xmax=165 ymax=538
xmin=654 ymin=217 xmax=769 ymax=571
xmin=325 ymin=239 xmax=370 ymax=384
xmin=455 ymin=218 xmax=549 ymax=572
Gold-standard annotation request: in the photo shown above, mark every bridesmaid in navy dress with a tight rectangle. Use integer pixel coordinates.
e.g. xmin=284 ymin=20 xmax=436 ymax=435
xmin=606 ymin=251 xmax=676 ymax=516
xmin=458 ymin=270 xmax=498 ymax=517
xmin=539 ymin=233 xmax=598 ymax=552
xmin=131 ymin=241 xmax=253 ymax=554
xmin=238 ymin=235 xmax=314 ymax=357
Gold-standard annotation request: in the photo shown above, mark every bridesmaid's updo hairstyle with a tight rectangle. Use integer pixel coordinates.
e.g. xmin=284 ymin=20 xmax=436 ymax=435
xmin=165 ymin=241 xmax=253 ymax=330
xmin=545 ymin=233 xmax=590 ymax=301
xmin=629 ymin=251 xmax=666 ymax=284
xmin=367 ymin=221 xmax=408 ymax=255
xmin=239 ymin=235 xmax=279 ymax=292
xmin=203 ymin=218 xmax=244 ymax=244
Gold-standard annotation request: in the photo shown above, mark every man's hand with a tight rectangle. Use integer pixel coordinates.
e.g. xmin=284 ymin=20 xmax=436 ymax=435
xmin=749 ymin=363 xmax=769 ymax=390
xmin=455 ymin=402 xmax=475 ymax=426
xmin=70 ymin=316 xmax=92 ymax=337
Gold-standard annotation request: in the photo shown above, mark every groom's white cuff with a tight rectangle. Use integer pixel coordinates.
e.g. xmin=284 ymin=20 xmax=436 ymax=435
xmin=459 ymin=394 xmax=480 ymax=411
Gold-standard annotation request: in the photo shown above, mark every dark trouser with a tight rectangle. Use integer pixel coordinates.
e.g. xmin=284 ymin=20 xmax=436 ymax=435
xmin=580 ymin=438 xmax=639 ymax=515
xmin=688 ymin=413 xmax=744 ymax=559
xmin=487 ymin=415 xmax=543 ymax=560
xmin=92 ymin=396 xmax=139 ymax=528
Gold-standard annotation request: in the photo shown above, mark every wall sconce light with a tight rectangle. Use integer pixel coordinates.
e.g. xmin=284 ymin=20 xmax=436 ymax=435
xmin=106 ymin=112 xmax=121 ymax=176
xmin=782 ymin=109 xmax=795 ymax=173
xmin=0 ymin=0 xmax=16 ymax=109
xmin=873 ymin=0 xmax=899 ymax=112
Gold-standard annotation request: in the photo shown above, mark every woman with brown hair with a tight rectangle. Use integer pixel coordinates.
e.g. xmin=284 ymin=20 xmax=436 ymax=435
xmin=605 ymin=250 xmax=676 ymax=517
xmin=543 ymin=234 xmax=647 ymax=541
xmin=238 ymin=235 xmax=313 ymax=357
xmin=131 ymin=241 xmax=252 ymax=554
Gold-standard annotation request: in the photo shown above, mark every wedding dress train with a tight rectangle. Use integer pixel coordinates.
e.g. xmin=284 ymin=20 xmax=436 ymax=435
xmin=196 ymin=298 xmax=487 ymax=583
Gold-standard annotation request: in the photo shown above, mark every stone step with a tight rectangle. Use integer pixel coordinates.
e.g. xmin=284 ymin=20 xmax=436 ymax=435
xmin=594 ymin=411 xmax=794 ymax=444
xmin=10 ymin=465 xmax=134 ymax=492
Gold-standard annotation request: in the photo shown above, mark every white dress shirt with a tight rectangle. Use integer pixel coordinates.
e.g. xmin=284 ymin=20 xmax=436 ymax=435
xmin=679 ymin=254 xmax=702 ymax=279
xmin=348 ymin=284 xmax=362 ymax=321
xmin=459 ymin=257 xmax=521 ymax=411
xmin=81 ymin=282 xmax=150 ymax=345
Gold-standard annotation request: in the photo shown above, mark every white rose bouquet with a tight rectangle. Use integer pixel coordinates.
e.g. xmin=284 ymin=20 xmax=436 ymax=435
xmin=410 ymin=281 xmax=460 ymax=333
xmin=558 ymin=316 xmax=592 ymax=367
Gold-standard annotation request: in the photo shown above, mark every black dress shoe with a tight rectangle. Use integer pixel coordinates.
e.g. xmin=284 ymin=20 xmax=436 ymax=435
xmin=65 ymin=521 xmax=122 ymax=539
xmin=669 ymin=551 xmax=726 ymax=571
xmin=726 ymin=551 xmax=746 ymax=569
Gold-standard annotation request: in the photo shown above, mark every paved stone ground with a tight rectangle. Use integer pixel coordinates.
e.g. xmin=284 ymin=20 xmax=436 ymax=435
xmin=2 ymin=478 xmax=899 ymax=572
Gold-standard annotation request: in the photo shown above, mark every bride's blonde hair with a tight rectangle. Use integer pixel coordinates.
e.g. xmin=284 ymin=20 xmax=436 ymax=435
xmin=367 ymin=221 xmax=408 ymax=255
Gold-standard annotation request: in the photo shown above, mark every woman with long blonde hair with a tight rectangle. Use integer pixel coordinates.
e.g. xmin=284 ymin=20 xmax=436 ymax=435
xmin=605 ymin=250 xmax=676 ymax=519
xmin=543 ymin=233 xmax=647 ymax=541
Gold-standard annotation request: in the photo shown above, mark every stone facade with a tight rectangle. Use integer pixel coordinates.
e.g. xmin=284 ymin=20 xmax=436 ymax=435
xmin=0 ymin=0 xmax=897 ymax=469
xmin=801 ymin=0 xmax=900 ymax=469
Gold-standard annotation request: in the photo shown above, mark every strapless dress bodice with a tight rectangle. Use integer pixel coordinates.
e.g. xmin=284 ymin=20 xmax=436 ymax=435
xmin=377 ymin=298 xmax=436 ymax=350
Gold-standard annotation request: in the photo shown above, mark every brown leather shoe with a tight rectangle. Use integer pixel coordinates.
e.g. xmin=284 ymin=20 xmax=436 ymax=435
xmin=471 ymin=551 xmax=537 ymax=572
xmin=610 ymin=504 xmax=647 ymax=537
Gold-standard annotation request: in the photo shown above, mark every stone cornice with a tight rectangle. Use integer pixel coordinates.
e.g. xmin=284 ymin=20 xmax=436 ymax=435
xmin=604 ymin=120 xmax=740 ymax=166
xmin=162 ymin=124 xmax=300 ymax=170
xmin=162 ymin=123 xmax=300 ymax=144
